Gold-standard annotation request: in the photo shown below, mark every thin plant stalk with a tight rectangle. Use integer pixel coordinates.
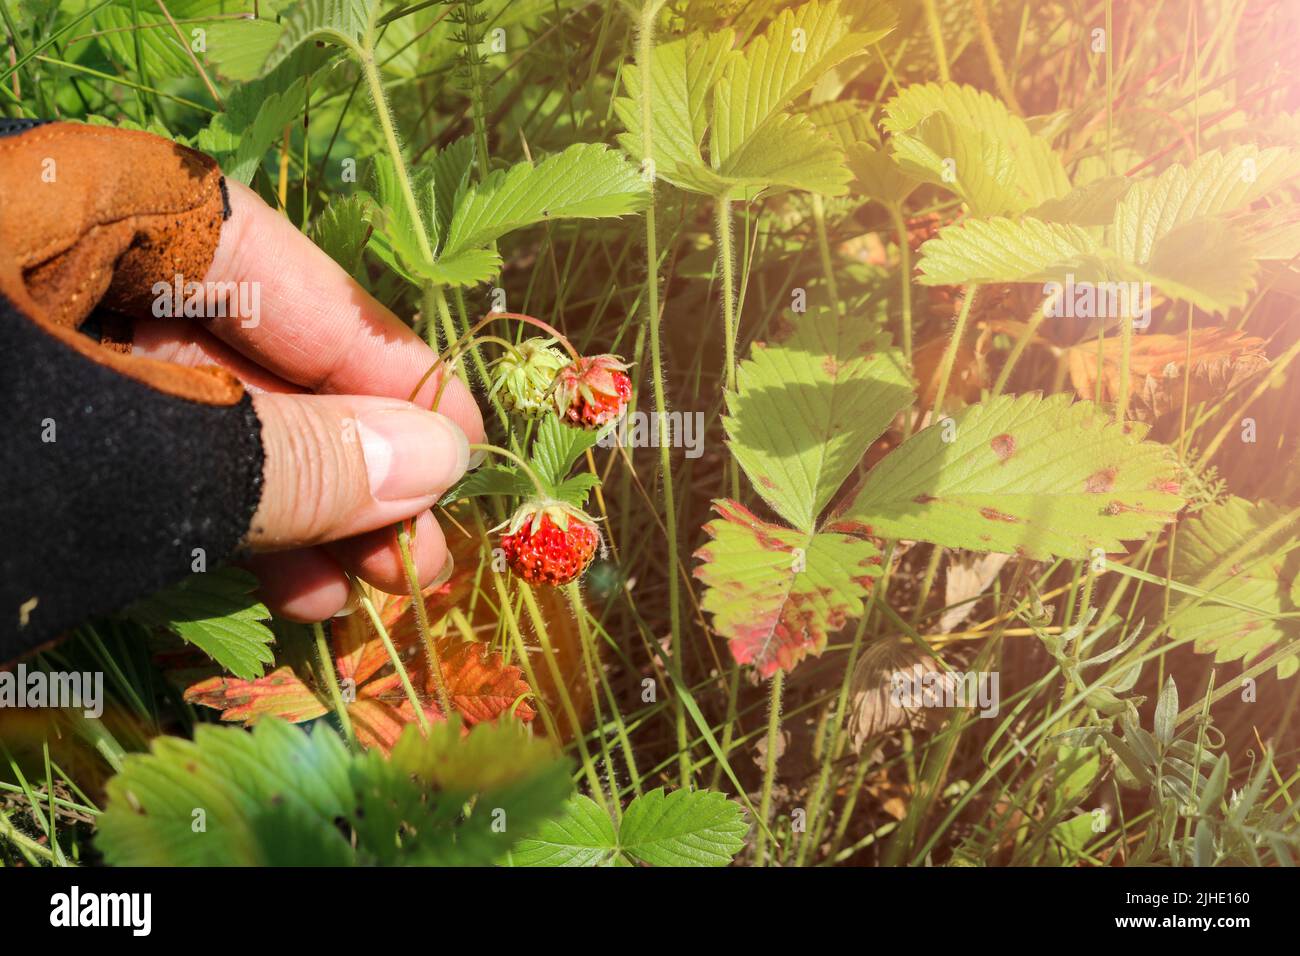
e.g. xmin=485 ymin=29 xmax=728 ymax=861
xmin=635 ymin=0 xmax=690 ymax=787
xmin=753 ymin=670 xmax=785 ymax=866
xmin=312 ymin=621 xmax=357 ymax=749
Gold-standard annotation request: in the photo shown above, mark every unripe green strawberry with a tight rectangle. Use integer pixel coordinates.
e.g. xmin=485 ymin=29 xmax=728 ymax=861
xmin=487 ymin=338 xmax=568 ymax=418
xmin=555 ymin=353 xmax=632 ymax=429
xmin=498 ymin=501 xmax=601 ymax=586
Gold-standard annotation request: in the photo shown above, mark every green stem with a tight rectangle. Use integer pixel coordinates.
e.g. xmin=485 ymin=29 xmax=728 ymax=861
xmin=754 ymin=670 xmax=785 ymax=866
xmin=396 ymin=523 xmax=452 ymax=717
xmin=811 ymin=193 xmax=840 ymax=312
xmin=312 ymin=621 xmax=357 ymax=749
xmin=888 ymin=203 xmax=914 ymax=372
xmin=636 ymin=0 xmax=689 ymax=788
xmin=360 ymin=591 xmax=431 ymax=733
xmin=921 ymin=0 xmax=951 ymax=83
xmin=929 ymin=284 xmax=978 ymax=418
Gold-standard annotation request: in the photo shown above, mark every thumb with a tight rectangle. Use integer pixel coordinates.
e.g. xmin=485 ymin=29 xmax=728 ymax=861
xmin=247 ymin=392 xmax=469 ymax=550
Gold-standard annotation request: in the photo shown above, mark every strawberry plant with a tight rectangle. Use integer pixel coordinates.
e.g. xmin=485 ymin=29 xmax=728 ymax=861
xmin=3 ymin=0 xmax=1300 ymax=874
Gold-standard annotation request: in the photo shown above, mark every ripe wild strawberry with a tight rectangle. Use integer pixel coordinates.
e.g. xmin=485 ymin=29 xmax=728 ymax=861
xmin=555 ymin=354 xmax=632 ymax=429
xmin=499 ymin=501 xmax=601 ymax=586
xmin=487 ymin=338 xmax=568 ymax=418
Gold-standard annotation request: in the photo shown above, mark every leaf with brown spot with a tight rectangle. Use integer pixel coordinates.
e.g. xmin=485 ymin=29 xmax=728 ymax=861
xmin=693 ymin=500 xmax=880 ymax=677
xmin=844 ymin=393 xmax=1185 ymax=559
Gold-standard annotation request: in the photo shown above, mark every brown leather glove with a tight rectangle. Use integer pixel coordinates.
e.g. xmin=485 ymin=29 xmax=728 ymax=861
xmin=0 ymin=119 xmax=263 ymax=658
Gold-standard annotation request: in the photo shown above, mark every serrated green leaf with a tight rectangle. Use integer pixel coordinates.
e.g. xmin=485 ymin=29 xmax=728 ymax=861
xmin=883 ymin=82 xmax=1071 ymax=214
xmin=442 ymin=144 xmax=648 ymax=258
xmin=694 ymin=499 xmax=880 ymax=676
xmin=1111 ymin=146 xmax=1300 ymax=264
xmin=614 ymin=30 xmax=739 ymax=189
xmin=1166 ymin=497 xmax=1300 ymax=679
xmin=1030 ymin=175 xmax=1132 ymax=226
xmin=311 ymin=194 xmax=374 ymax=278
xmin=890 ymin=110 xmax=1022 ymax=217
xmin=443 ymin=465 xmax=536 ymax=505
xmin=916 ymin=216 xmax=1103 ymax=286
xmin=531 ymin=417 xmax=602 ymax=492
xmin=710 ymin=0 xmax=893 ymax=169
xmin=97 ymin=719 xmax=355 ymax=866
xmin=615 ymin=0 xmax=893 ymax=200
xmin=99 ymin=718 xmax=572 ymax=866
xmin=124 ymin=568 xmax=275 ymax=679
xmin=846 ymin=141 xmax=918 ymax=204
xmin=712 ymin=109 xmax=852 ymax=199
xmin=553 ymin=473 xmax=602 ymax=509
xmin=257 ymin=0 xmax=375 ymax=78
xmin=617 ymin=788 xmax=748 ymax=867
xmin=725 ymin=308 xmax=913 ymax=533
xmin=198 ymin=75 xmax=308 ymax=184
xmin=511 ymin=794 xmax=618 ymax=866
xmin=842 ymin=393 xmax=1185 ymax=560
xmin=428 ymin=136 xmax=477 ymax=246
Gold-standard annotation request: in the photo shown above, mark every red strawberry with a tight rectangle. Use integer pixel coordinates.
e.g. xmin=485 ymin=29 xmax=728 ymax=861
xmin=555 ymin=354 xmax=632 ymax=429
xmin=499 ymin=501 xmax=601 ymax=586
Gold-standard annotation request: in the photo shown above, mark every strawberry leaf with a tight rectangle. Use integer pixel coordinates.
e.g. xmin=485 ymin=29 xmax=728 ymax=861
xmin=98 ymin=718 xmax=571 ymax=866
xmin=694 ymin=500 xmax=880 ymax=676
xmin=1165 ymin=497 xmax=1300 ymax=679
xmin=510 ymin=794 xmax=618 ymax=866
xmin=617 ymin=788 xmax=748 ymax=867
xmin=124 ymin=568 xmax=275 ymax=679
xmin=531 ymin=416 xmax=603 ymax=492
xmin=883 ymin=82 xmax=1071 ymax=214
xmin=725 ymin=308 xmax=913 ymax=533
xmin=843 ymin=393 xmax=1185 ymax=560
xmin=442 ymin=143 xmax=649 ymax=257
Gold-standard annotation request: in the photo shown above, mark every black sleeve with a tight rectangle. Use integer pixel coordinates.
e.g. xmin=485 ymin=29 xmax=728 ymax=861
xmin=0 ymin=296 xmax=265 ymax=660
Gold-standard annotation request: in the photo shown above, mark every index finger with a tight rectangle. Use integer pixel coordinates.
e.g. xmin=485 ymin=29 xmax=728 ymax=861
xmin=191 ymin=179 xmax=484 ymax=444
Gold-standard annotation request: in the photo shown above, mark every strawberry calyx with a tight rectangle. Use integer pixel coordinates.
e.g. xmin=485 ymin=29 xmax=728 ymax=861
xmin=555 ymin=353 xmax=632 ymax=429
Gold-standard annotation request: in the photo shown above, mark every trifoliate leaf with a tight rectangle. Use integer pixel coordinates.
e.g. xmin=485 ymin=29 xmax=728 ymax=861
xmin=124 ymin=568 xmax=275 ymax=679
xmin=842 ymin=393 xmax=1185 ymax=560
xmin=724 ymin=308 xmax=913 ymax=533
xmin=616 ymin=788 xmax=748 ymax=867
xmin=512 ymin=788 xmax=748 ymax=867
xmin=1165 ymin=497 xmax=1300 ymax=679
xmin=442 ymin=144 xmax=649 ymax=257
xmin=694 ymin=500 xmax=881 ymax=676
xmin=883 ymin=82 xmax=1071 ymax=214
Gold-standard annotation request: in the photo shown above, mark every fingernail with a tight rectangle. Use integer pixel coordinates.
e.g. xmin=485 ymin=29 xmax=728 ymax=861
xmin=357 ymin=408 xmax=469 ymax=501
xmin=467 ymin=447 xmax=487 ymax=470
